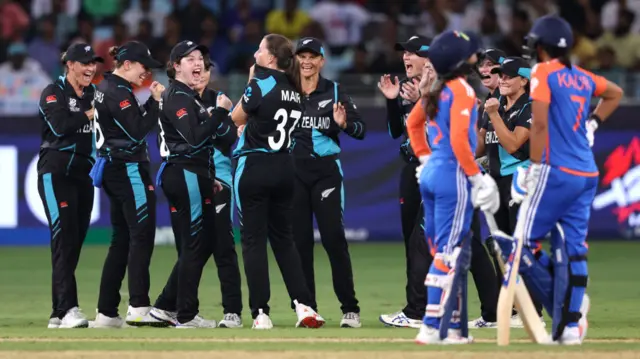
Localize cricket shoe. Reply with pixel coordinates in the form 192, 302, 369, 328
149, 307, 178, 327
126, 306, 167, 327
558, 294, 590, 345
90, 313, 132, 328
252, 309, 273, 330
218, 313, 243, 328
468, 316, 496, 328
59, 307, 89, 328
294, 300, 325, 328
340, 312, 361, 328
47, 317, 61, 329
379, 311, 421, 328
175, 315, 217, 329
415, 325, 473, 345
510, 313, 546, 328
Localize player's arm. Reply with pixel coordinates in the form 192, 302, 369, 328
232, 79, 261, 126
215, 114, 238, 147
529, 65, 550, 163
339, 87, 366, 140
386, 96, 405, 139
589, 73, 624, 123
105, 88, 159, 142
406, 99, 431, 157
167, 94, 227, 147
39, 85, 90, 136
450, 86, 481, 176
476, 128, 487, 157
491, 107, 530, 154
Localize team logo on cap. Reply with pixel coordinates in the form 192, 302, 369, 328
85, 46, 91, 52
303, 39, 312, 45
453, 31, 470, 41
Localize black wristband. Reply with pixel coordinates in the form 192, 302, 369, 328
589, 113, 603, 126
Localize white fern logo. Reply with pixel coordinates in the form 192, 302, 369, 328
321, 187, 335, 201
215, 203, 227, 214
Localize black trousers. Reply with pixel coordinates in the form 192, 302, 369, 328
292, 156, 359, 314
399, 162, 433, 320
469, 208, 502, 322
236, 153, 312, 319
38, 172, 93, 319
96, 162, 156, 317
154, 164, 216, 323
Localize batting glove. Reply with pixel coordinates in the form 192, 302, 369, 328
469, 173, 500, 214
415, 155, 430, 184
586, 113, 601, 148
510, 166, 528, 204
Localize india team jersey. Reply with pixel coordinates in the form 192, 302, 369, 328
530, 59, 607, 176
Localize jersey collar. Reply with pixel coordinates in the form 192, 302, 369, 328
55, 75, 90, 98
171, 78, 199, 97
104, 72, 132, 90
254, 64, 288, 82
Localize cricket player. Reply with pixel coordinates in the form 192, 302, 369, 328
150, 40, 232, 328
230, 34, 324, 329
511, 15, 623, 344
377, 35, 435, 329
291, 37, 365, 328
38, 43, 102, 329
89, 41, 165, 328
406, 30, 500, 344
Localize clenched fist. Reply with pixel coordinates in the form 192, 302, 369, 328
217, 93, 233, 111
150, 81, 165, 101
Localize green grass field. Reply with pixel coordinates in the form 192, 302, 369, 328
0, 241, 639, 358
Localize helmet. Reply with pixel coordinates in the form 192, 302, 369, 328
419, 30, 481, 76
523, 15, 573, 60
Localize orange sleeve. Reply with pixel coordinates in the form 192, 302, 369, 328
530, 63, 551, 104
589, 72, 608, 97
406, 99, 432, 157
449, 80, 481, 177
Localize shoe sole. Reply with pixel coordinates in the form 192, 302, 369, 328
59, 322, 89, 329
340, 321, 362, 328
126, 320, 171, 328
379, 316, 421, 329
298, 316, 324, 328
218, 323, 243, 328
149, 312, 177, 327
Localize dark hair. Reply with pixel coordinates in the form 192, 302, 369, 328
539, 44, 572, 69
166, 60, 176, 79
425, 67, 472, 119
264, 33, 302, 94
108, 46, 124, 68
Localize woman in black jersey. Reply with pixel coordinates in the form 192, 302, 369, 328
38, 42, 102, 329
150, 40, 232, 328
230, 33, 324, 329
89, 41, 164, 328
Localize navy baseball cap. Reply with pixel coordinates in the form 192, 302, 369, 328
63, 43, 104, 64
114, 41, 162, 69
395, 35, 431, 54
170, 40, 209, 63
524, 15, 573, 58
490, 57, 531, 79
422, 31, 481, 75
295, 37, 325, 57
479, 48, 507, 65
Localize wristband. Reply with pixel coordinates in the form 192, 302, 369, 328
589, 113, 603, 126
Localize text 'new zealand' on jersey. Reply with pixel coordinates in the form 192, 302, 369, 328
157, 79, 229, 178
292, 77, 365, 158
37, 75, 96, 178
530, 60, 607, 176
387, 77, 421, 163
200, 87, 237, 187
234, 65, 303, 157
93, 73, 160, 163
482, 91, 531, 178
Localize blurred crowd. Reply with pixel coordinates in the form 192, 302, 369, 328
1, 0, 640, 115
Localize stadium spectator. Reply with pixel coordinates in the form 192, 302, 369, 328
28, 15, 62, 79
414, 0, 448, 39
223, 0, 264, 44
47, 0, 78, 46
95, 20, 129, 73
601, 0, 640, 34
309, 0, 370, 53
31, 0, 80, 20
496, 8, 531, 56
0, 41, 50, 116
0, 0, 30, 41
150, 14, 181, 66
368, 18, 405, 74
134, 19, 155, 45
65, 17, 94, 49
199, 14, 231, 74
173, 0, 215, 41
597, 8, 640, 69
228, 19, 264, 71
265, 0, 311, 40
122, 0, 166, 37
570, 22, 598, 68
80, 0, 123, 24
479, 7, 506, 49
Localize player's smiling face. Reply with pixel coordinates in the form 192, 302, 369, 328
403, 51, 426, 79
499, 74, 526, 97
175, 50, 204, 88
297, 51, 324, 78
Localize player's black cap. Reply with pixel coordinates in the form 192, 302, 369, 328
295, 37, 325, 57
395, 35, 431, 53
113, 41, 162, 69
479, 48, 507, 65
63, 43, 104, 64
490, 56, 531, 78
170, 40, 209, 63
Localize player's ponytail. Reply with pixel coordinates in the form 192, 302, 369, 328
541, 44, 572, 69
425, 67, 470, 120
109, 46, 124, 68
265, 33, 303, 94
60, 51, 69, 73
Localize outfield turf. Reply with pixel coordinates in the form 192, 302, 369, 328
0, 241, 639, 358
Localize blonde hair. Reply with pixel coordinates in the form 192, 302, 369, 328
60, 52, 68, 73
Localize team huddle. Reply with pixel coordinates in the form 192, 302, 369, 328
35, 14, 622, 345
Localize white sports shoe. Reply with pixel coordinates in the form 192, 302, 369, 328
252, 309, 273, 330
125, 306, 165, 327
90, 313, 128, 328
340, 312, 361, 328
294, 300, 325, 328
559, 294, 590, 345
47, 317, 61, 329
218, 313, 243, 328
175, 315, 217, 329
468, 316, 497, 328
59, 307, 88, 328
149, 307, 178, 327
379, 311, 421, 328
415, 324, 473, 345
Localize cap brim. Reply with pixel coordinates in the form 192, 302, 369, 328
139, 56, 163, 69
295, 46, 323, 56
77, 55, 104, 64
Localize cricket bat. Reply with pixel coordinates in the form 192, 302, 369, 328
483, 211, 549, 345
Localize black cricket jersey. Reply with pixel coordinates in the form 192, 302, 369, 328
478, 87, 501, 130
37, 75, 96, 177
158, 79, 229, 178
94, 73, 160, 163
386, 77, 420, 163
292, 76, 365, 158
233, 65, 303, 157
482, 91, 531, 178
201, 88, 237, 187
